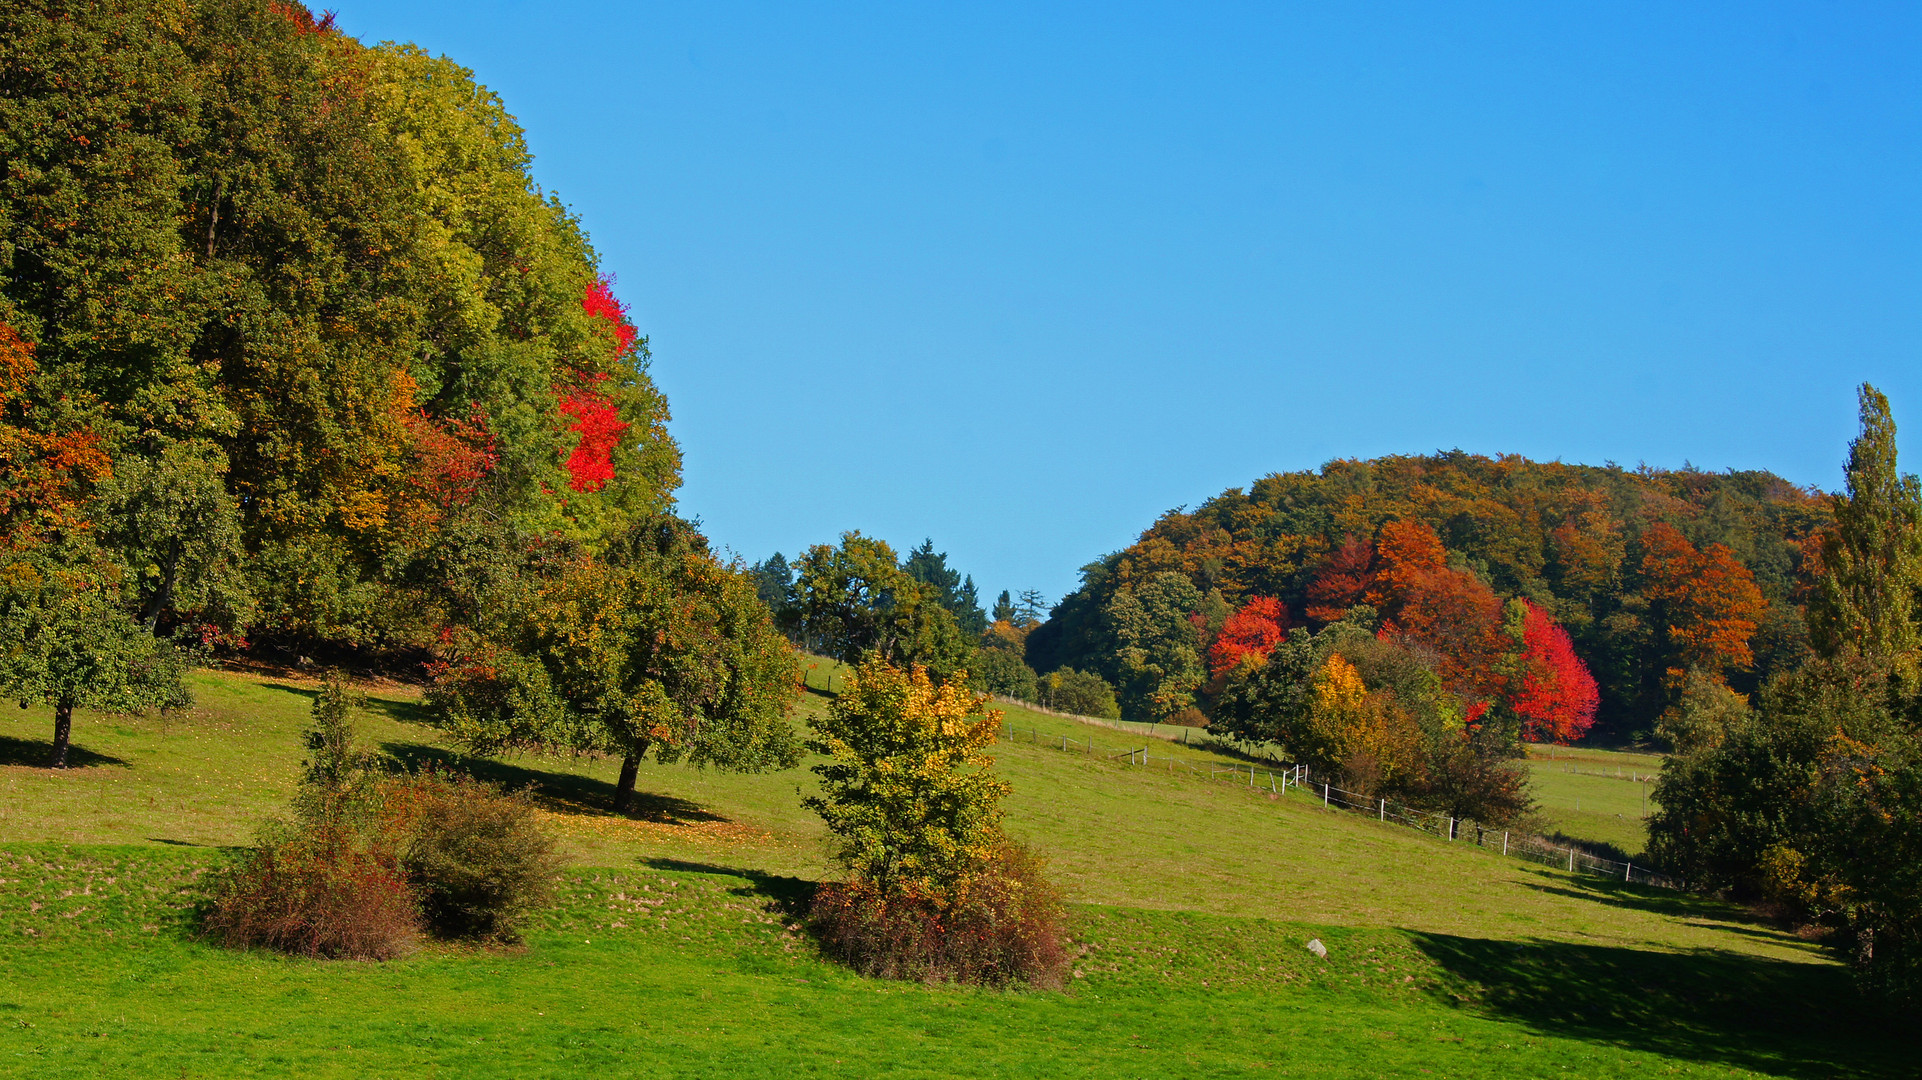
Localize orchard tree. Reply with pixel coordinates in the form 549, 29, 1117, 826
425, 516, 800, 811
0, 572, 189, 767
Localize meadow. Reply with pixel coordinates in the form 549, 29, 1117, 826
0, 668, 1908, 1078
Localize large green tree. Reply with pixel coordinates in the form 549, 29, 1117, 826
425, 517, 800, 810
787, 532, 971, 679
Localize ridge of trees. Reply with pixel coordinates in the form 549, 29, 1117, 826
1028, 451, 1825, 743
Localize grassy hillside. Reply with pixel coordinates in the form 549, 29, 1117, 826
0, 669, 1908, 1077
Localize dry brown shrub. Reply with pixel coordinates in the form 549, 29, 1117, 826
811, 840, 1069, 988
202, 825, 419, 960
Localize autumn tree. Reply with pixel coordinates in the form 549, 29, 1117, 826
1509, 601, 1600, 744
1639, 522, 1766, 688
805, 660, 1009, 895
1304, 535, 1374, 623
1208, 596, 1290, 678
1806, 383, 1922, 665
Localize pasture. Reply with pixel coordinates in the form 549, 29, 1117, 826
0, 670, 1906, 1078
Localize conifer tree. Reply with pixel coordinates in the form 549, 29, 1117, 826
1808, 384, 1922, 663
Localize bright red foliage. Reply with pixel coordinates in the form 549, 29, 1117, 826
1509, 601, 1599, 744
559, 390, 628, 493
1208, 596, 1291, 677
581, 276, 639, 359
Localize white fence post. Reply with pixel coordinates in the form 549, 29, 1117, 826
1323, 783, 1329, 808
1567, 847, 1575, 872
1379, 797, 1385, 821
1503, 831, 1509, 856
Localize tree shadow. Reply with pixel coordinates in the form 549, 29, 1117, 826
0, 736, 129, 769
641, 857, 816, 919
1519, 875, 1787, 933
1411, 932, 1912, 1078
379, 742, 728, 825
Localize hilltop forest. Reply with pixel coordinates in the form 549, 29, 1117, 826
1028, 454, 1829, 744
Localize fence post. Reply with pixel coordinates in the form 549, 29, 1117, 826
1448, 817, 1455, 841
1625, 862, 1632, 882
1503, 831, 1509, 856
1567, 847, 1575, 872
1379, 797, 1385, 821
1323, 782, 1329, 808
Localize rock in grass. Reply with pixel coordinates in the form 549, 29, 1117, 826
1305, 938, 1327, 959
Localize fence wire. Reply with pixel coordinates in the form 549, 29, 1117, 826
999, 721, 1679, 890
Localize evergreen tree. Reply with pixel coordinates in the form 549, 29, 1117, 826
991, 590, 1017, 625
1808, 384, 1922, 663
751, 552, 795, 614
903, 539, 987, 637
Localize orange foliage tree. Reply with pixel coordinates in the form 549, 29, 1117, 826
0, 325, 108, 551
1638, 522, 1766, 684
1207, 596, 1290, 678
1367, 520, 1507, 702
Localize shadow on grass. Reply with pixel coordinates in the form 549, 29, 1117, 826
378, 742, 728, 826
642, 857, 816, 918
0, 736, 128, 769
1413, 932, 1911, 1079
1518, 873, 1783, 931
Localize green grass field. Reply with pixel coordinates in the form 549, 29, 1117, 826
0, 669, 1908, 1077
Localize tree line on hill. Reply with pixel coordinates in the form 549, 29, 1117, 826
751, 536, 1120, 720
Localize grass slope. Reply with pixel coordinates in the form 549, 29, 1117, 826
0, 670, 1908, 1078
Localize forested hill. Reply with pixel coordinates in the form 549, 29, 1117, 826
1, 0, 677, 650
1027, 452, 1830, 742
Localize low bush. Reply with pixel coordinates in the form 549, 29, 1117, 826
391, 771, 559, 943
811, 840, 1069, 988
202, 825, 418, 960
204, 675, 558, 957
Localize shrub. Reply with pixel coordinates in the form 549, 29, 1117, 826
389, 772, 559, 942
811, 840, 1068, 988
804, 660, 1068, 987
202, 825, 418, 960
206, 675, 559, 957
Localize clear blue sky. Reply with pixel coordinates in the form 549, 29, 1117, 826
343, 2, 1920, 606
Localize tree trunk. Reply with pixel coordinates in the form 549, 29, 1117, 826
612, 738, 650, 812
49, 701, 73, 769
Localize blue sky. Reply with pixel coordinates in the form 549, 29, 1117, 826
343, 2, 1920, 605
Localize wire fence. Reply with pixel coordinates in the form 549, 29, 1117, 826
999, 721, 1680, 891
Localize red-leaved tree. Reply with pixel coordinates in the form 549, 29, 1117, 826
1509, 601, 1599, 744
1208, 596, 1290, 677
582, 275, 639, 359
1304, 535, 1374, 623
559, 390, 627, 493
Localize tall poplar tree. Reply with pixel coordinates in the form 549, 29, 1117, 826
1808, 384, 1922, 663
